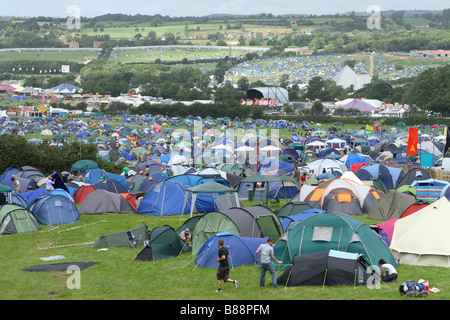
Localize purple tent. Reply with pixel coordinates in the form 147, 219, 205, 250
341, 99, 379, 113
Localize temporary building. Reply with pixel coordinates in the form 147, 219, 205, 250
274, 212, 397, 268
190, 205, 283, 254
195, 232, 267, 268
94, 179, 129, 194
395, 168, 431, 189
133, 225, 188, 262
354, 164, 405, 189
341, 99, 379, 113
181, 181, 239, 218
368, 191, 416, 221
0, 204, 41, 234
390, 197, 450, 267
27, 194, 80, 226
277, 249, 371, 287
79, 189, 135, 214
91, 223, 149, 248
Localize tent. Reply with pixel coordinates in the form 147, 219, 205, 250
279, 209, 324, 232
395, 168, 431, 189
274, 212, 397, 268
341, 98, 379, 113
70, 160, 98, 174
181, 180, 239, 218
0, 204, 41, 234
303, 159, 347, 176
27, 194, 80, 226
190, 206, 282, 254
390, 197, 450, 267
73, 185, 96, 203
411, 178, 449, 203
354, 164, 405, 190
91, 223, 149, 248
79, 189, 135, 214
275, 200, 313, 218
133, 225, 188, 262
136, 182, 193, 216
237, 172, 286, 205
195, 232, 267, 268
93, 179, 129, 194
400, 201, 430, 218
302, 176, 384, 215
368, 191, 416, 221
277, 249, 371, 287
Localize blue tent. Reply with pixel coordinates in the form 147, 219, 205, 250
354, 164, 405, 189
195, 232, 267, 268
268, 182, 299, 199
27, 194, 80, 226
344, 153, 369, 169
136, 182, 193, 216
84, 169, 129, 190
279, 209, 324, 231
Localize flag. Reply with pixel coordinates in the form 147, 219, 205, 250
444, 126, 450, 156
365, 124, 374, 135
291, 133, 300, 142
153, 123, 161, 133
375, 125, 382, 132
406, 127, 419, 156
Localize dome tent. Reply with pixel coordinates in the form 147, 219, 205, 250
195, 232, 267, 268
0, 204, 40, 234
27, 194, 80, 226
79, 189, 135, 214
190, 205, 283, 255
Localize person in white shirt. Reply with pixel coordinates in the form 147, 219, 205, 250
45, 176, 55, 191
255, 238, 283, 288
379, 259, 398, 282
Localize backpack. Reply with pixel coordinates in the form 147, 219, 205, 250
399, 280, 428, 297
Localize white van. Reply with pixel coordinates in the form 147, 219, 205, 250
441, 158, 450, 172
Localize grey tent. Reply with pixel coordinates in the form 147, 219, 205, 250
368, 191, 416, 221
237, 173, 286, 205
79, 189, 135, 214
91, 223, 149, 248
277, 249, 371, 287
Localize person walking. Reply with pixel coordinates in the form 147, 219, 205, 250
215, 239, 239, 292
255, 238, 283, 288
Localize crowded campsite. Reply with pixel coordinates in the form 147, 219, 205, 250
1, 113, 449, 300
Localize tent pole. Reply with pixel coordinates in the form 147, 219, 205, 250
322, 269, 327, 289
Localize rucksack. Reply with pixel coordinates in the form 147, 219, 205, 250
399, 280, 428, 297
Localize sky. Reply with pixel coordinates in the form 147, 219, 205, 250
2, 0, 447, 18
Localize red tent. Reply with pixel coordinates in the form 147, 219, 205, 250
73, 185, 96, 203
0, 84, 15, 93
400, 201, 430, 219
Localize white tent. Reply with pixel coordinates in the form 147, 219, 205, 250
390, 197, 450, 267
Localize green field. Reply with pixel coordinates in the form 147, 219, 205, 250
0, 50, 100, 62
2, 201, 449, 301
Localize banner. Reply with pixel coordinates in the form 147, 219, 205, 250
406, 127, 419, 156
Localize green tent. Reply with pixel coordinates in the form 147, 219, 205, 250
190, 205, 283, 254
90, 223, 150, 248
274, 212, 398, 269
70, 159, 99, 174
275, 200, 313, 217
133, 225, 188, 262
368, 191, 416, 221
0, 204, 41, 235
238, 173, 286, 205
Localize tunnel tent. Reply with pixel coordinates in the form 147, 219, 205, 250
274, 211, 397, 269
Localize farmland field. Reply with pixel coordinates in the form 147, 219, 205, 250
0, 49, 101, 62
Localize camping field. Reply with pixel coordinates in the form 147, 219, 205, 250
1, 200, 450, 301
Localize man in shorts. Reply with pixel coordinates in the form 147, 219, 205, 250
216, 239, 239, 292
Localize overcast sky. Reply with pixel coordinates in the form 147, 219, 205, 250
3, 0, 448, 18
